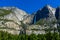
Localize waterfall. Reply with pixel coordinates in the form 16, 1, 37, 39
34, 15, 36, 24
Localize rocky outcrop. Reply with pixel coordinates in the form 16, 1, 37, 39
55, 7, 60, 20
32, 5, 56, 24
0, 5, 60, 35
0, 7, 29, 34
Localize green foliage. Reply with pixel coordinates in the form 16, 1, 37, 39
36, 18, 57, 26
37, 34, 44, 40
36, 19, 46, 25
0, 9, 12, 16
28, 34, 38, 40
0, 31, 59, 40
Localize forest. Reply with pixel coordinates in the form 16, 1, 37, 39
0, 31, 59, 40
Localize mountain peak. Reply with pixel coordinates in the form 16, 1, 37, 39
45, 5, 51, 8
44, 5, 54, 10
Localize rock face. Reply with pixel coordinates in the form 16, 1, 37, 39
55, 7, 60, 25
0, 7, 29, 34
55, 7, 60, 20
0, 5, 60, 35
23, 14, 34, 24
32, 5, 56, 24
55, 7, 60, 33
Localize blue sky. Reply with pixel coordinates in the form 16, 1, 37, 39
0, 0, 60, 14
